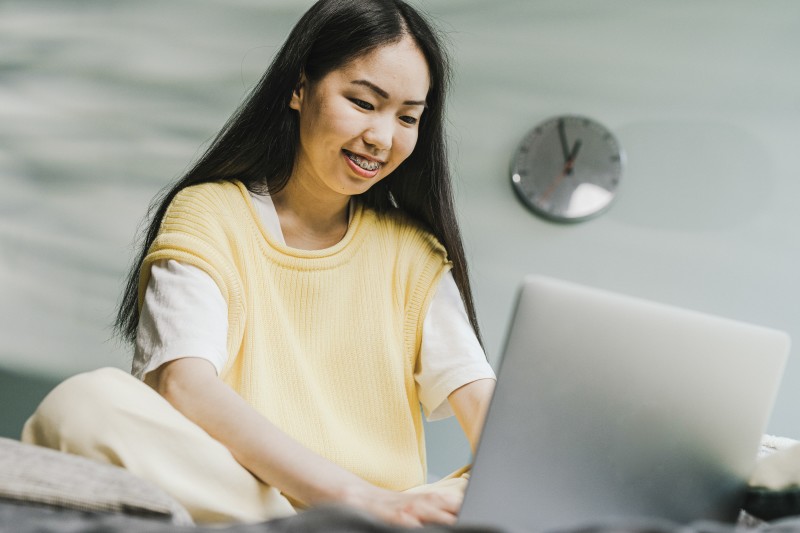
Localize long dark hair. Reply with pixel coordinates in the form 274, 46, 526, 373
115, 0, 482, 348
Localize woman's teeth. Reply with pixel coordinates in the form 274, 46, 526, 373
345, 151, 381, 171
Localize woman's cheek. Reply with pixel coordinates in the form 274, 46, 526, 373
397, 130, 418, 161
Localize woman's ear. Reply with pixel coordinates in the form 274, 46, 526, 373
289, 73, 307, 112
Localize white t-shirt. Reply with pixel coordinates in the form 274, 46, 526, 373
134, 191, 495, 421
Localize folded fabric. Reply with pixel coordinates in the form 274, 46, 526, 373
0, 437, 192, 525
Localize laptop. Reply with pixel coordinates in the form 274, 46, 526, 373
458, 275, 790, 533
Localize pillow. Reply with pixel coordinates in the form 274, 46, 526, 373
0, 437, 192, 525
744, 435, 800, 521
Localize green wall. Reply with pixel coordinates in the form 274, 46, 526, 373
0, 367, 59, 439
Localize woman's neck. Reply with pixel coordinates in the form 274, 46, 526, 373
271, 178, 351, 250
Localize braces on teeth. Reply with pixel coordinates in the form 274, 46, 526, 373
346, 152, 381, 171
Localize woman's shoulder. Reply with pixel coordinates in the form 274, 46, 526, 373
367, 205, 427, 237
366, 205, 449, 261
160, 180, 252, 238
171, 179, 246, 209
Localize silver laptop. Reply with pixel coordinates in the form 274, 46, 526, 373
459, 275, 790, 533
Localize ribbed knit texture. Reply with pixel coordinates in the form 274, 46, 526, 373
138, 180, 451, 491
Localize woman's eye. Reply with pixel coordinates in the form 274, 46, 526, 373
349, 98, 374, 110
400, 116, 418, 125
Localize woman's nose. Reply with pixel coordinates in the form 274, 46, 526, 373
362, 117, 393, 151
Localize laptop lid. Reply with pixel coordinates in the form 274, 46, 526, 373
459, 275, 790, 533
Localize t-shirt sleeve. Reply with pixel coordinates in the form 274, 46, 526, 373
415, 271, 496, 421
132, 259, 229, 380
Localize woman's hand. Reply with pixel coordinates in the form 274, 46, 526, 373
339, 483, 462, 527
145, 357, 462, 526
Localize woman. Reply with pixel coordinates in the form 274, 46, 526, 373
23, 0, 495, 527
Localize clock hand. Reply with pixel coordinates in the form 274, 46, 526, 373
558, 119, 571, 163
566, 139, 582, 175
568, 139, 582, 160
541, 139, 582, 203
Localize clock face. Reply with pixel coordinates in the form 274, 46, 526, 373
511, 115, 624, 223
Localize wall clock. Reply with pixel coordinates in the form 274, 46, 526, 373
511, 115, 624, 223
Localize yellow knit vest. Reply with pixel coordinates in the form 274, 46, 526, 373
139, 180, 451, 490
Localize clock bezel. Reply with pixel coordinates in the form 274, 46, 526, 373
510, 115, 624, 224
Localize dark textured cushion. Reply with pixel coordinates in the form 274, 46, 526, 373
0, 437, 192, 525
743, 487, 800, 522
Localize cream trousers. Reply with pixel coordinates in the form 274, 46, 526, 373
21, 367, 468, 525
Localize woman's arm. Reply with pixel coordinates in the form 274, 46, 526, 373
146, 357, 460, 526
448, 378, 496, 454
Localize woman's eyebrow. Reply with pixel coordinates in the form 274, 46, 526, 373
351, 79, 426, 107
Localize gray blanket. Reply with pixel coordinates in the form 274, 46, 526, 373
6, 501, 800, 533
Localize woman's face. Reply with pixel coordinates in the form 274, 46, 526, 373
289, 36, 430, 199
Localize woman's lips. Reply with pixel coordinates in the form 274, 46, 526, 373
342, 149, 382, 178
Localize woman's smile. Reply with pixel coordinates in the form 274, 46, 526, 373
342, 149, 383, 177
